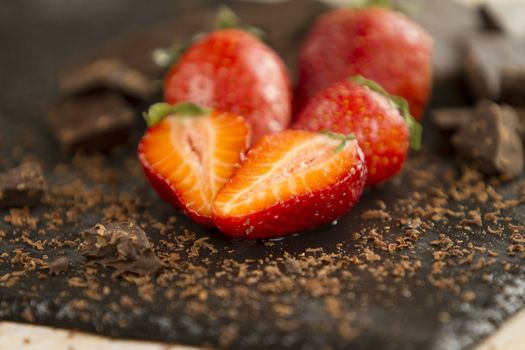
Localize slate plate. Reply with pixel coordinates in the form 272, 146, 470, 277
1, 1, 525, 350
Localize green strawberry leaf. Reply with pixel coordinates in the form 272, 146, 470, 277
215, 4, 241, 29
152, 5, 265, 70
144, 102, 210, 127
320, 130, 357, 153
350, 75, 422, 151
152, 41, 191, 69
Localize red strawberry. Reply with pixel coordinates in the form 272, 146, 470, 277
164, 28, 292, 142
138, 102, 251, 226
293, 76, 422, 187
294, 6, 433, 120
212, 130, 367, 239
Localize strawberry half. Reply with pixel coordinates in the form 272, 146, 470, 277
212, 130, 367, 239
294, 76, 422, 187
138, 102, 251, 226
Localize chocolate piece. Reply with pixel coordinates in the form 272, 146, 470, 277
501, 65, 525, 107
79, 221, 164, 278
48, 257, 70, 275
47, 92, 134, 151
431, 107, 475, 132
482, 0, 525, 38
0, 162, 45, 208
58, 58, 157, 101
464, 33, 525, 100
452, 101, 523, 178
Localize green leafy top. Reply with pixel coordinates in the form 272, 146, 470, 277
320, 130, 357, 153
351, 75, 422, 151
144, 102, 210, 127
152, 5, 264, 69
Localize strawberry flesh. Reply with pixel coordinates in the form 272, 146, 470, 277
213, 130, 367, 239
138, 108, 250, 226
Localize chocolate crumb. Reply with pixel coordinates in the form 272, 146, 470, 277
48, 257, 70, 275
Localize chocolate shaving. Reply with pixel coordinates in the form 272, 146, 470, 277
79, 221, 164, 279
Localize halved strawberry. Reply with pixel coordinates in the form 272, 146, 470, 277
212, 130, 367, 239
138, 102, 251, 226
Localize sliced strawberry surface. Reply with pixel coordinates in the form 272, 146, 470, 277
138, 103, 251, 226
213, 130, 367, 239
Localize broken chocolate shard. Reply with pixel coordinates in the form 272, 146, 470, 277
464, 33, 525, 100
501, 65, 525, 107
0, 162, 45, 208
58, 58, 157, 101
431, 108, 475, 133
452, 100, 524, 178
48, 257, 70, 275
482, 0, 525, 38
47, 92, 134, 152
79, 221, 164, 279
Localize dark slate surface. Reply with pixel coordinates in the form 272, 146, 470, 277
1, 1, 525, 350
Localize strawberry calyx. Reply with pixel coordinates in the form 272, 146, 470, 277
152, 6, 263, 69
215, 5, 265, 39
144, 102, 210, 127
350, 75, 422, 151
320, 130, 357, 153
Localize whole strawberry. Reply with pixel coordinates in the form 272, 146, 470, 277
164, 28, 292, 142
294, 6, 432, 120
294, 76, 422, 187
213, 130, 367, 239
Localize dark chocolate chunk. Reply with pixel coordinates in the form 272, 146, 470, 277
0, 162, 45, 208
58, 58, 157, 101
79, 221, 164, 279
47, 92, 134, 152
464, 33, 525, 100
482, 0, 525, 38
501, 65, 525, 107
452, 100, 523, 178
48, 257, 70, 275
431, 107, 475, 132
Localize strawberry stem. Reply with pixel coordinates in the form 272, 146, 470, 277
215, 5, 241, 29
144, 102, 210, 127
320, 130, 357, 153
350, 75, 422, 151
214, 4, 265, 39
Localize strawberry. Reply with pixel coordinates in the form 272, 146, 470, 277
138, 102, 251, 226
164, 28, 292, 142
294, 6, 432, 120
293, 76, 422, 187
212, 130, 367, 239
